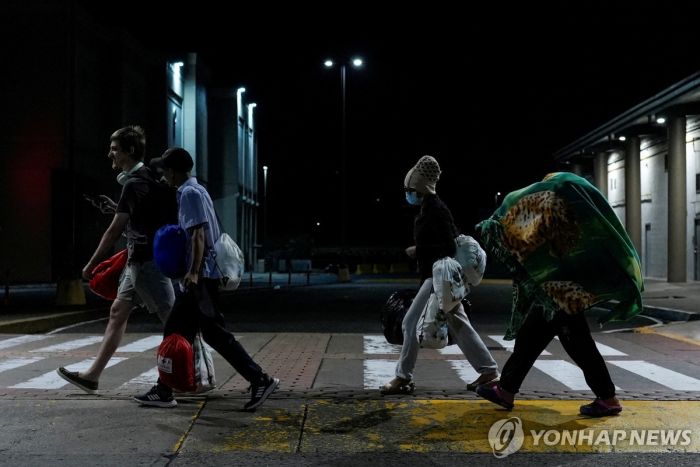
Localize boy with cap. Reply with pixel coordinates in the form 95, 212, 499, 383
134, 147, 279, 410
381, 155, 499, 394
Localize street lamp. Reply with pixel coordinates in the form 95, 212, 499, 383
494, 191, 502, 208
323, 56, 364, 248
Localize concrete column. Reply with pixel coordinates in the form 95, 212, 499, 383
668, 115, 687, 282
593, 152, 608, 198
184, 53, 199, 175
625, 136, 642, 257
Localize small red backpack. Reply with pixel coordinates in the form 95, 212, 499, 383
89, 249, 128, 300
156, 334, 196, 392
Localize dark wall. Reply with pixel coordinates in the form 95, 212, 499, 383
2, 2, 167, 283
2, 2, 69, 282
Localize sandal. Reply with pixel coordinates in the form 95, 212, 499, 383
466, 371, 500, 391
476, 383, 514, 410
580, 398, 622, 417
380, 377, 415, 395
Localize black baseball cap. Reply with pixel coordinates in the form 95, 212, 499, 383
151, 147, 194, 172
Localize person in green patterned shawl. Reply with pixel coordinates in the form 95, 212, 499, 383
475, 172, 643, 417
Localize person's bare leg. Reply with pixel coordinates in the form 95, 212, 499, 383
80, 299, 133, 382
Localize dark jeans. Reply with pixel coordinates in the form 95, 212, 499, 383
500, 306, 616, 400
158, 278, 263, 393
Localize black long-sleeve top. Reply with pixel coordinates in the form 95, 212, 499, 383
414, 194, 459, 281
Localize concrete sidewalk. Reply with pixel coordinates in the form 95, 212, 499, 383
635, 279, 700, 346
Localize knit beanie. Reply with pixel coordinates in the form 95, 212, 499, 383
404, 155, 441, 194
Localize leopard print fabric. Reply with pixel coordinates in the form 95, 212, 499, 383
541, 281, 596, 315
500, 191, 579, 263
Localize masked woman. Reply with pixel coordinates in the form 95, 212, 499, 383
381, 155, 499, 394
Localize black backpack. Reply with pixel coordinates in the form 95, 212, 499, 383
380, 289, 416, 345
380, 288, 466, 345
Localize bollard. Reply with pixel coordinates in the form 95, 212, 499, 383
268, 270, 272, 287
306, 270, 310, 286
288, 269, 292, 285
249, 269, 253, 287
338, 266, 350, 283
3, 268, 9, 306
55, 278, 86, 306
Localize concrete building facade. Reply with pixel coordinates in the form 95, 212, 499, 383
556, 73, 700, 283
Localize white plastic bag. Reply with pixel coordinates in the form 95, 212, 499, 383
193, 333, 216, 393
454, 234, 487, 286
417, 293, 449, 349
432, 257, 467, 312
213, 233, 244, 291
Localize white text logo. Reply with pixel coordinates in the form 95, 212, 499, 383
488, 416, 524, 458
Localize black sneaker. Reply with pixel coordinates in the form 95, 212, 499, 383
243, 374, 279, 411
56, 367, 98, 394
133, 385, 177, 408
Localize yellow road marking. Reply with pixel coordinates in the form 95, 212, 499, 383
215, 400, 700, 453
635, 325, 700, 348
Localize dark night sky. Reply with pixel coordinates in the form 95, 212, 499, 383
81, 1, 700, 248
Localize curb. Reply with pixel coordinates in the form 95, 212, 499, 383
600, 300, 700, 322
0, 307, 108, 334
641, 304, 700, 322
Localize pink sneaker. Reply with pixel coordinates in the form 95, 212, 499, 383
476, 383, 514, 410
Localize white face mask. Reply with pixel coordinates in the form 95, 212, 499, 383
116, 161, 144, 185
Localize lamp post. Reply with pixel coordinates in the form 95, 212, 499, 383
263, 165, 268, 249
494, 191, 501, 208
324, 57, 364, 248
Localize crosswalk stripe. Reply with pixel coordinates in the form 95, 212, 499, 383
0, 335, 52, 351
488, 335, 552, 355
119, 367, 159, 389
438, 345, 463, 355
2, 334, 699, 393
31, 336, 104, 353
0, 357, 44, 373
363, 359, 396, 389
10, 357, 126, 389
447, 360, 480, 384
609, 360, 700, 391
533, 359, 594, 390
594, 343, 627, 356
118, 335, 162, 353
532, 360, 622, 391
363, 336, 401, 355
553, 336, 627, 356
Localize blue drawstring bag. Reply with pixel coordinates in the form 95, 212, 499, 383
153, 224, 187, 278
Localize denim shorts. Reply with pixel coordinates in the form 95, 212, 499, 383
117, 260, 175, 323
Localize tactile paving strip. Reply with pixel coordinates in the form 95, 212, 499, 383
3, 388, 699, 402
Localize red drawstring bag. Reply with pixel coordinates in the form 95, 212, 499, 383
88, 249, 128, 300
156, 333, 196, 392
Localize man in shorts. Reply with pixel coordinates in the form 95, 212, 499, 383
57, 125, 177, 393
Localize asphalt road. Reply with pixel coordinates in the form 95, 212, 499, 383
59, 280, 657, 335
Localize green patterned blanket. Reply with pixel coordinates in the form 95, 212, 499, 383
476, 172, 644, 340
